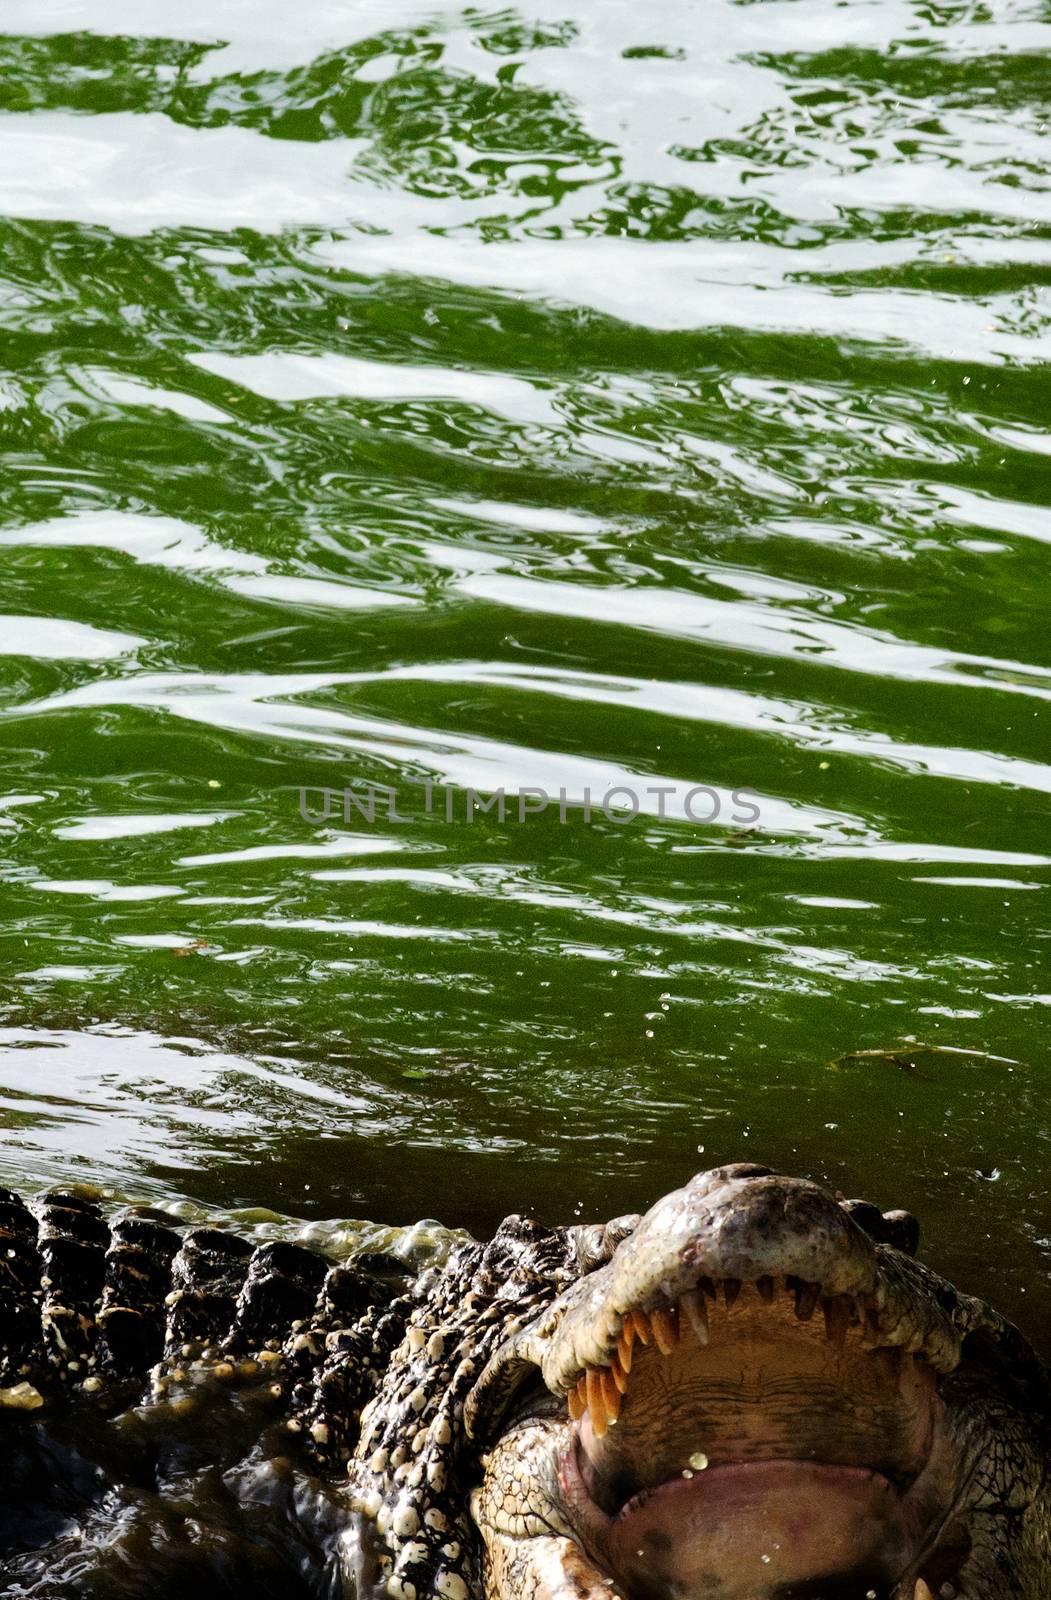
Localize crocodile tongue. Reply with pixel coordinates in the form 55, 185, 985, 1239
599, 1460, 894, 1599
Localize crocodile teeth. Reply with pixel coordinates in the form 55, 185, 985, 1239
822, 1295, 852, 1348
585, 1369, 607, 1435
650, 1305, 679, 1355
792, 1278, 821, 1321
570, 1366, 624, 1433
629, 1309, 652, 1346
680, 1289, 709, 1346
567, 1277, 925, 1437
861, 1304, 883, 1344
601, 1369, 622, 1424
912, 1582, 934, 1600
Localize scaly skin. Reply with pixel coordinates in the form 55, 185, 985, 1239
0, 1168, 1048, 1599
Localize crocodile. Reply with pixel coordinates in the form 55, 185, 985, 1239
0, 1164, 1048, 1598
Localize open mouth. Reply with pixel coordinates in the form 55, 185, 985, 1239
541, 1172, 966, 1599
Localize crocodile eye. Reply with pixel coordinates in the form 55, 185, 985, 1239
707, 1163, 774, 1182
881, 1209, 920, 1257
840, 1199, 921, 1256
840, 1199, 884, 1235
602, 1214, 640, 1256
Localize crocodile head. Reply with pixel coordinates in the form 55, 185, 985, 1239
469, 1164, 1050, 1600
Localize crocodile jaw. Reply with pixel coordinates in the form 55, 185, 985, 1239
555, 1293, 958, 1599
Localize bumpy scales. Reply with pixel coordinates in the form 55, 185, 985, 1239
1, 1168, 1049, 1600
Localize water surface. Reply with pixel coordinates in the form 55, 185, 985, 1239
0, 0, 1048, 1351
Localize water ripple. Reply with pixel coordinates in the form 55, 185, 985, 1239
0, 0, 1047, 1345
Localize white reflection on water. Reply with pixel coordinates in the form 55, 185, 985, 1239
54, 812, 233, 841
0, 1025, 366, 1179
317, 236, 1051, 365
450, 568, 1051, 700
0, 616, 144, 660
189, 351, 563, 429
11, 668, 860, 840
0, 513, 417, 614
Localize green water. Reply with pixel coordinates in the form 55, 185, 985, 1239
0, 0, 1048, 1351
